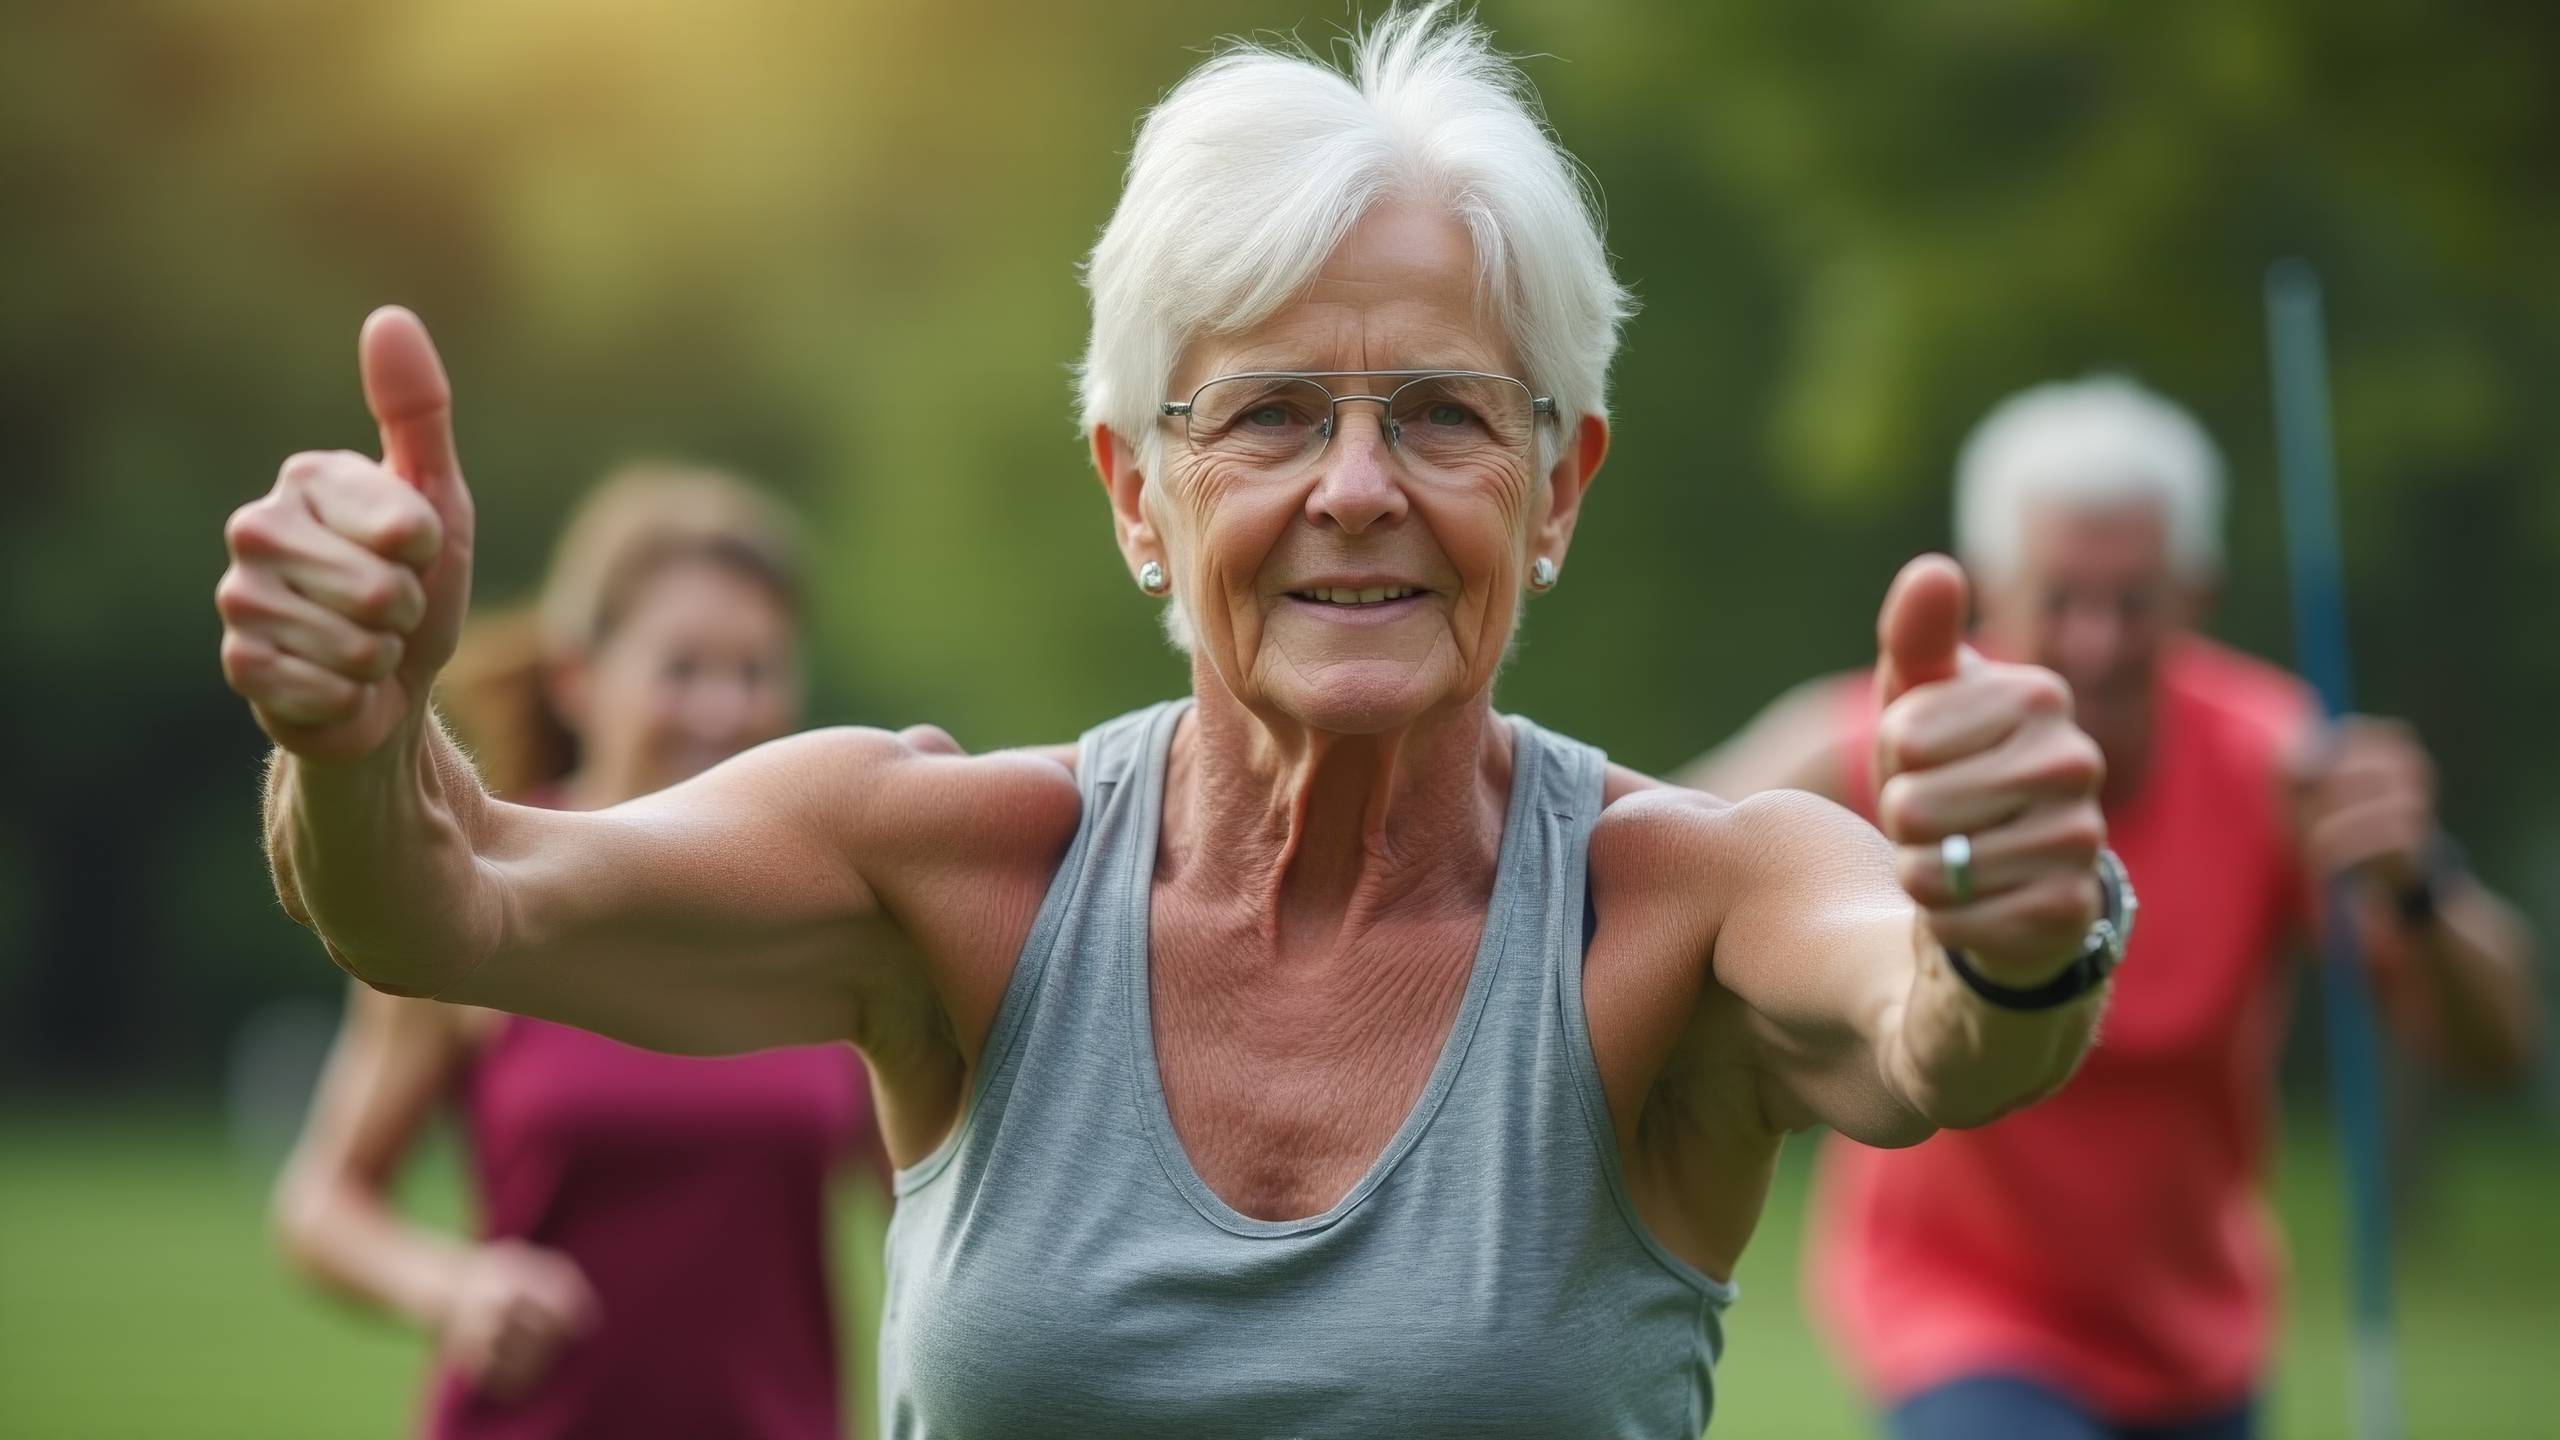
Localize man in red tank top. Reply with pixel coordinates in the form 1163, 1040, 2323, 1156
1684, 376, 2540, 1438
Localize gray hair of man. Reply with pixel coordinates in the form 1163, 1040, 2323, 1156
1075, 4, 1631, 651
1954, 374, 2227, 585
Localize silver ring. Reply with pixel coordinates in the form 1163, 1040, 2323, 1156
1941, 833, 1974, 904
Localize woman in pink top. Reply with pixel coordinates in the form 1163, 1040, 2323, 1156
1689, 377, 2538, 1438
273, 467, 881, 1439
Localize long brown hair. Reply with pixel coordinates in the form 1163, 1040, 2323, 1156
436, 463, 805, 798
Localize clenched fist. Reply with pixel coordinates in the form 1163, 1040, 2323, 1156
435, 1240, 599, 1401
217, 308, 474, 762
1870, 555, 2108, 985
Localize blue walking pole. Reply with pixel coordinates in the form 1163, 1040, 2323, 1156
2264, 258, 2402, 1440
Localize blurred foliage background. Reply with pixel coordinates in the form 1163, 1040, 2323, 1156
1, 1, 2552, 1435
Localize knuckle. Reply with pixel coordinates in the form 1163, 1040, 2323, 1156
346, 571, 407, 626
2009, 665, 2072, 715
212, 568, 259, 620
390, 499, 445, 553
2054, 808, 2105, 863
2036, 728, 2104, 789
354, 630, 404, 678
1874, 709, 1918, 774
219, 632, 267, 685
2022, 887, 2082, 933
342, 629, 389, 675
277, 451, 331, 488
223, 501, 280, 556
1875, 776, 1918, 839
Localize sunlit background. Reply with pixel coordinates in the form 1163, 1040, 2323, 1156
3, 2, 2554, 1436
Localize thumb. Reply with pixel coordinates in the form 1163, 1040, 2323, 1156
1875, 553, 1972, 705
359, 306, 460, 488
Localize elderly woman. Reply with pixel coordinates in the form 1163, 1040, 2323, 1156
216, 10, 2126, 1437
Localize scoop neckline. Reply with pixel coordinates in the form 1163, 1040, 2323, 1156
1121, 701, 1539, 1239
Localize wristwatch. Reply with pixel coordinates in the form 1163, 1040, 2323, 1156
2393, 834, 2469, 930
1946, 849, 2137, 1012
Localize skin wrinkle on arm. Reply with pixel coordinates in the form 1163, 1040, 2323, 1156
1614, 786, 2103, 1157
1714, 791, 2101, 1146
266, 706, 502, 1000
261, 713, 1065, 1059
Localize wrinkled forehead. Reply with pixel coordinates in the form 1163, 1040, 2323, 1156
1170, 202, 1517, 395
2011, 497, 2176, 586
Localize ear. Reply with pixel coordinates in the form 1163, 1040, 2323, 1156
1091, 423, 1166, 586
1531, 412, 1609, 576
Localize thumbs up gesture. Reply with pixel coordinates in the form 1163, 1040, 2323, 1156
1872, 555, 2108, 983
217, 309, 475, 762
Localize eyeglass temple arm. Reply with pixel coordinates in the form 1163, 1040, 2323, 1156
1163, 396, 1556, 419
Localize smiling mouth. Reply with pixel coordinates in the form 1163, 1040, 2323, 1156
1287, 585, 1425, 606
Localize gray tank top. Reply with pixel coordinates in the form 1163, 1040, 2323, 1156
881, 701, 1734, 1438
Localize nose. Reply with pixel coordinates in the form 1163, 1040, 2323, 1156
1304, 401, 1409, 535
2053, 599, 2126, 681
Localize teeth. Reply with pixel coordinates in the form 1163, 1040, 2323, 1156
1300, 585, 1416, 605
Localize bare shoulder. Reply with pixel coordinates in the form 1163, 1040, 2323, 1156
1592, 766, 1879, 906
766, 728, 1087, 1066
1590, 775, 1724, 910
740, 725, 1084, 867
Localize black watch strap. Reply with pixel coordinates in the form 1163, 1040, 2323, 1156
1947, 942, 2111, 1011
2393, 834, 2469, 930
1944, 850, 2133, 1012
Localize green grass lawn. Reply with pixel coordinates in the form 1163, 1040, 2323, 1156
1, 1105, 2551, 1437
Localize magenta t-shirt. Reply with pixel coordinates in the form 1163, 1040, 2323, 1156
425, 1013, 874, 1439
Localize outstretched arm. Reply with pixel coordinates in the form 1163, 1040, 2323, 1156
226, 309, 1078, 1058
1706, 556, 2111, 1144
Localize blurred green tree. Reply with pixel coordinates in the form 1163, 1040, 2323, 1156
2, 0, 2550, 1084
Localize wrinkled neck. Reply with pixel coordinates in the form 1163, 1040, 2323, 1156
1166, 668, 1512, 951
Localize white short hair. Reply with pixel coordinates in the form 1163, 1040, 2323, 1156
1954, 375, 2225, 582
1077, 3, 1629, 459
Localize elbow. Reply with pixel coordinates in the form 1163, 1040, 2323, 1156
268, 1166, 331, 1284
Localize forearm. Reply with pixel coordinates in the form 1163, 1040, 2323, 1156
272, 1169, 467, 1331
1883, 917, 2104, 1130
2378, 882, 2541, 1085
265, 706, 500, 996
